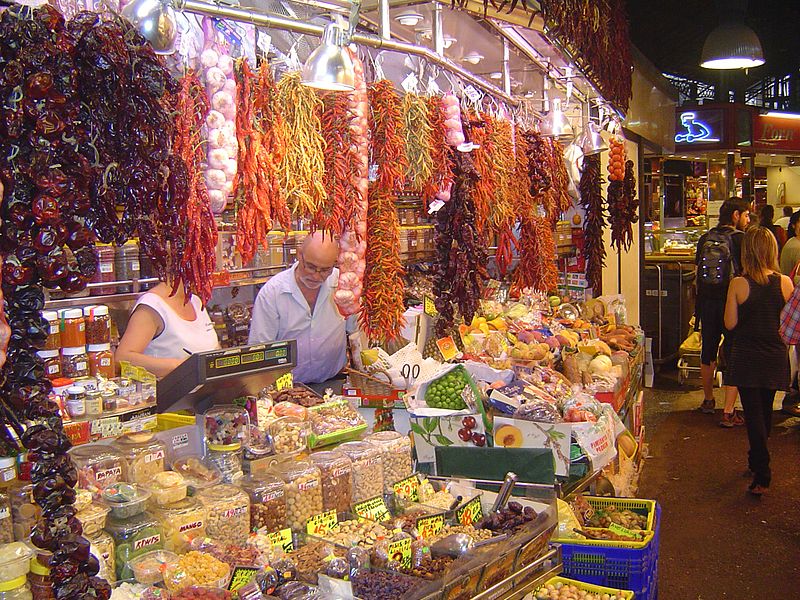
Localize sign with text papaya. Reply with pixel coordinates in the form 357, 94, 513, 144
754, 113, 800, 152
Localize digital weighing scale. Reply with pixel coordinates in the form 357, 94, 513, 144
156, 340, 297, 412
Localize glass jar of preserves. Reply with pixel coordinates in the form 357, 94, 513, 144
196, 484, 250, 545
35, 350, 60, 381
0, 491, 15, 544
84, 391, 102, 416
59, 309, 85, 347
9, 472, 38, 543
84, 305, 111, 345
0, 459, 15, 490
115, 241, 140, 293
27, 558, 52, 600
241, 473, 287, 534
87, 344, 114, 379
104, 511, 163, 580
337, 441, 384, 503
272, 459, 323, 531
60, 347, 89, 380
90, 243, 116, 296
64, 385, 86, 418
365, 431, 413, 492
309, 451, 352, 513
150, 496, 208, 553
70, 445, 127, 499
113, 433, 167, 485
86, 530, 115, 584
41, 311, 60, 351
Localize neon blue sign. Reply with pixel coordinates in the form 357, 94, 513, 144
675, 112, 720, 143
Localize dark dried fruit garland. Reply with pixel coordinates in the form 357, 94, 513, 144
578, 154, 606, 292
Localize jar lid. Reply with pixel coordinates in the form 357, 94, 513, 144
29, 557, 50, 577
309, 450, 350, 468
62, 346, 87, 356
123, 240, 139, 247
0, 575, 27, 592
62, 308, 84, 320
50, 378, 74, 387
36, 349, 59, 359
207, 442, 242, 452
66, 386, 86, 396
96, 242, 113, 247
87, 344, 112, 352
85, 305, 109, 317
0, 456, 16, 469
41, 310, 58, 321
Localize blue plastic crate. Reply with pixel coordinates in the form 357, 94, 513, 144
559, 503, 661, 598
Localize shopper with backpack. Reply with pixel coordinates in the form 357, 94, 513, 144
695, 198, 750, 421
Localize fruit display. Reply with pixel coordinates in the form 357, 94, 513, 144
423, 367, 474, 410
477, 501, 537, 533
586, 506, 647, 530
534, 579, 628, 600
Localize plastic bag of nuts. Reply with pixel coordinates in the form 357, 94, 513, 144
196, 483, 251, 545
365, 431, 413, 493
309, 451, 352, 513
240, 473, 288, 534
337, 441, 384, 503
272, 459, 323, 531
270, 416, 310, 456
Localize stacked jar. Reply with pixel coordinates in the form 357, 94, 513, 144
86, 530, 115, 584
90, 243, 116, 296
365, 431, 413, 492
337, 441, 385, 503
0, 458, 17, 544
115, 241, 140, 293
272, 459, 323, 531
70, 445, 127, 499
241, 473, 288, 534
59, 309, 87, 380
27, 558, 52, 600
36, 311, 61, 381
150, 496, 208, 553
0, 543, 33, 600
85, 306, 114, 379
203, 406, 250, 483
309, 451, 352, 513
196, 484, 250, 545
112, 433, 167, 485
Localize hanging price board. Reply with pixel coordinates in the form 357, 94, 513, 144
275, 372, 293, 391
387, 537, 412, 570
392, 474, 421, 502
306, 510, 338, 536
455, 496, 483, 527
415, 513, 445, 539
352, 496, 391, 522
267, 528, 294, 553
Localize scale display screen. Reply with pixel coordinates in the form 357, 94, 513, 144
204, 342, 291, 378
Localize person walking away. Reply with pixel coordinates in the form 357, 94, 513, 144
775, 205, 793, 230
779, 211, 800, 277
694, 198, 750, 422
724, 227, 793, 496
778, 273, 800, 418
760, 204, 787, 252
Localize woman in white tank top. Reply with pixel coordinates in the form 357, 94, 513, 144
116, 281, 219, 378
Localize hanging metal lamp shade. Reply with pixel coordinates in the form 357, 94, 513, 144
540, 99, 574, 141
121, 0, 177, 55
700, 21, 765, 69
578, 121, 608, 155
302, 23, 355, 91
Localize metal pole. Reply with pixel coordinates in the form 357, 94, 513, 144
501, 38, 511, 96
432, 2, 444, 56
177, 0, 518, 105
377, 0, 390, 40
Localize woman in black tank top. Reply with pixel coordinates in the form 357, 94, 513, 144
724, 227, 794, 496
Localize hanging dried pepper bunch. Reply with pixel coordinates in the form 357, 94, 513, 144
486, 116, 517, 275
433, 148, 489, 336
170, 73, 218, 304
578, 154, 606, 292
360, 80, 407, 344
610, 159, 638, 251
542, 136, 573, 222
402, 92, 435, 196
276, 72, 327, 219
469, 113, 495, 239
422, 96, 454, 206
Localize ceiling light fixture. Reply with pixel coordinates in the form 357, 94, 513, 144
395, 11, 423, 27
302, 22, 355, 91
764, 111, 800, 119
462, 51, 484, 65
489, 71, 503, 80
121, 0, 177, 55
443, 35, 457, 49
540, 99, 574, 141
700, 20, 765, 69
577, 121, 608, 155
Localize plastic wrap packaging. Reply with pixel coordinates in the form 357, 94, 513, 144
513, 401, 563, 423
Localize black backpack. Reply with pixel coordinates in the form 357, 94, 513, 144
697, 228, 735, 287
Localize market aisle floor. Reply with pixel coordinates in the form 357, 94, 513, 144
638, 373, 800, 599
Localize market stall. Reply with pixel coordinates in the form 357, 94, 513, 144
0, 0, 659, 599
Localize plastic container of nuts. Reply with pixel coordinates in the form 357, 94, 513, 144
269, 416, 309, 456
309, 451, 352, 513
76, 503, 111, 536
113, 433, 167, 485
196, 484, 250, 545
240, 473, 288, 534
150, 496, 208, 553
365, 431, 413, 492
272, 459, 323, 531
337, 441, 385, 503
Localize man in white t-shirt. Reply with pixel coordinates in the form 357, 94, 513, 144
775, 205, 793, 230
249, 232, 355, 384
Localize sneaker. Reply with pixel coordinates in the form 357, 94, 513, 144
748, 483, 768, 496
699, 399, 716, 414
719, 412, 735, 428
732, 410, 745, 426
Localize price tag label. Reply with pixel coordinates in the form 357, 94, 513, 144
401, 72, 419, 93
436, 337, 459, 361
227, 566, 260, 591
275, 372, 293, 391
387, 537, 412, 570
423, 296, 438, 317
415, 513, 445, 539
306, 509, 339, 536
455, 495, 483, 527
352, 496, 391, 522
464, 85, 482, 102
393, 474, 421, 502
608, 522, 639, 539
267, 528, 294, 553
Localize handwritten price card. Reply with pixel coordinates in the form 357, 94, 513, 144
415, 513, 445, 539
455, 496, 483, 527
227, 566, 260, 591
387, 537, 412, 570
306, 509, 339, 536
423, 296, 439, 317
275, 372, 294, 391
392, 474, 421, 502
353, 496, 391, 522
267, 528, 294, 553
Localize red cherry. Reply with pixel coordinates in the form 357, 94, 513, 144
462, 416, 477, 430
471, 433, 486, 447
457, 428, 472, 442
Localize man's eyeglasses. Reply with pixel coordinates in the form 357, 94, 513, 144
299, 254, 335, 276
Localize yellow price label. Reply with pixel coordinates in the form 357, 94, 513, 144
392, 474, 420, 502
275, 372, 293, 391
387, 537, 412, 570
455, 495, 483, 527
352, 496, 391, 522
436, 337, 459, 361
415, 513, 445, 539
423, 296, 438, 317
267, 528, 294, 553
306, 509, 339, 536
608, 522, 639, 539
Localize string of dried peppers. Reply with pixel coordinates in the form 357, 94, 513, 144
486, 116, 516, 275
422, 96, 454, 206
360, 81, 407, 343
469, 113, 495, 239
578, 154, 606, 292
607, 137, 637, 251
401, 92, 435, 197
